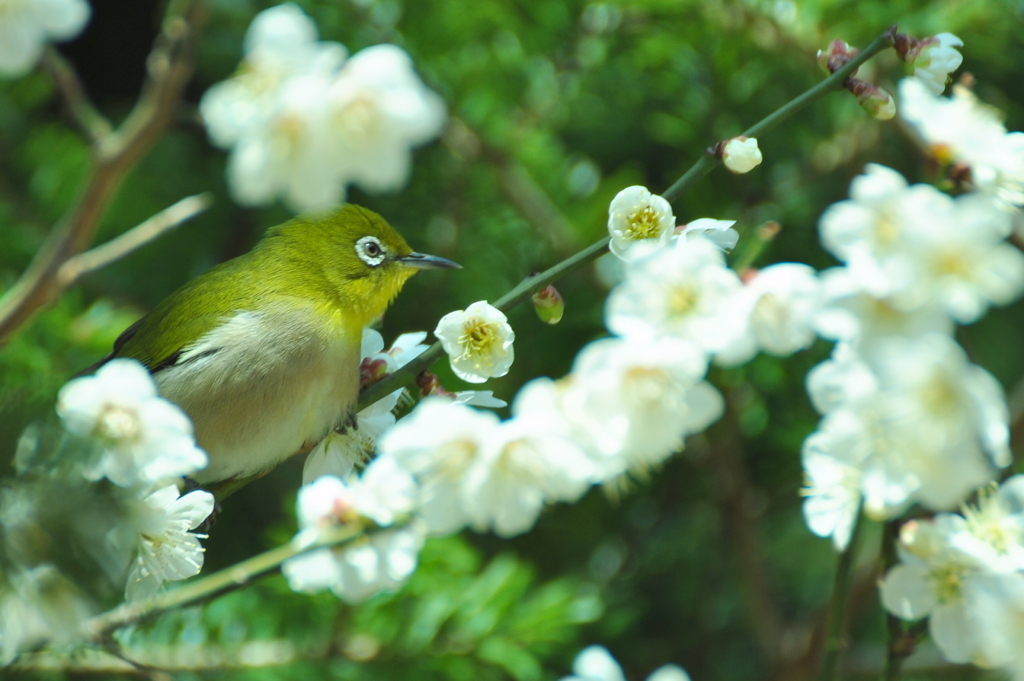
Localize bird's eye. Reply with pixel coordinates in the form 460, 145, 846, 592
355, 236, 387, 267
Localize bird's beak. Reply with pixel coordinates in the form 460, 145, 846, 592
398, 252, 462, 270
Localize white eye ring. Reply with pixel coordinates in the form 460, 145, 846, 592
356, 236, 386, 267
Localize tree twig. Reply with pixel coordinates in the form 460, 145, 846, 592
0, 0, 208, 345
57, 193, 214, 288
40, 47, 113, 146
83, 524, 363, 640
703, 408, 786, 663
357, 27, 896, 411
818, 509, 864, 681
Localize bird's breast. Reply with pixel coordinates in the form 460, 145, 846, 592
154, 305, 361, 484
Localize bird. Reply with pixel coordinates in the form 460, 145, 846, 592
87, 204, 459, 489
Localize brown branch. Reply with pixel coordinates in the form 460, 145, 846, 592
701, 406, 786, 664
0, 0, 208, 345
57, 193, 213, 288
40, 47, 113, 146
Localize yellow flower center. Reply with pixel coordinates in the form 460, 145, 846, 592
626, 205, 664, 240
95, 405, 142, 445
920, 370, 959, 417
873, 214, 900, 245
930, 561, 968, 603
666, 285, 699, 317
934, 250, 970, 277
963, 486, 1021, 554
458, 319, 498, 367
334, 96, 378, 138
496, 439, 544, 482
437, 439, 479, 479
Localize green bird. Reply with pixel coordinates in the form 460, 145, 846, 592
89, 204, 458, 487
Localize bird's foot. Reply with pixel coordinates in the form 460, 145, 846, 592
335, 406, 359, 434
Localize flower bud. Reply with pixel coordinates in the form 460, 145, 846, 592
359, 357, 390, 388
816, 39, 859, 75
416, 370, 453, 398
851, 81, 896, 120
532, 285, 565, 324
721, 137, 763, 174
895, 32, 963, 95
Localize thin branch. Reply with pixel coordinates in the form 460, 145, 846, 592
83, 524, 363, 640
358, 27, 896, 411
57, 193, 214, 288
40, 47, 113, 146
818, 509, 864, 681
703, 409, 786, 663
0, 0, 208, 345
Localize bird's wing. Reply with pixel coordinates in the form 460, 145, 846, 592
85, 258, 259, 376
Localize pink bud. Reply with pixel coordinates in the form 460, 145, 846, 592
359, 357, 390, 388
416, 370, 454, 398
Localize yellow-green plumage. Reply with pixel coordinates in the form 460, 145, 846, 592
97, 204, 457, 486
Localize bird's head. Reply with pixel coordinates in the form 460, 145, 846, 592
263, 204, 460, 326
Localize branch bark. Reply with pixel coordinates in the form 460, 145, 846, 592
57, 193, 214, 288
0, 0, 208, 344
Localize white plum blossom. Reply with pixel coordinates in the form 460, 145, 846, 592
963, 571, 1024, 675
818, 164, 1024, 321
818, 164, 935, 298
460, 400, 597, 537
803, 336, 1009, 521
899, 77, 1024, 208
716, 263, 822, 366
904, 33, 963, 96
378, 398, 500, 535
880, 476, 1024, 673
814, 266, 954, 354
676, 218, 739, 252
435, 301, 515, 383
721, 136, 762, 174
283, 524, 426, 603
607, 186, 676, 260
0, 566, 94, 665
0, 0, 90, 77
57, 359, 208, 487
295, 456, 417, 539
200, 3, 445, 212
801, 426, 863, 550
899, 192, 1024, 323
377, 388, 599, 538
200, 4, 344, 149
283, 457, 421, 602
321, 44, 447, 194
557, 336, 723, 477
880, 516, 997, 665
123, 486, 215, 601
560, 645, 691, 681
606, 237, 745, 354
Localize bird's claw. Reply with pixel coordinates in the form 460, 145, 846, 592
335, 407, 359, 434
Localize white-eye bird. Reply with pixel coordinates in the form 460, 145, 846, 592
88, 204, 458, 487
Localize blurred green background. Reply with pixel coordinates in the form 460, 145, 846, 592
3, 0, 1024, 678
